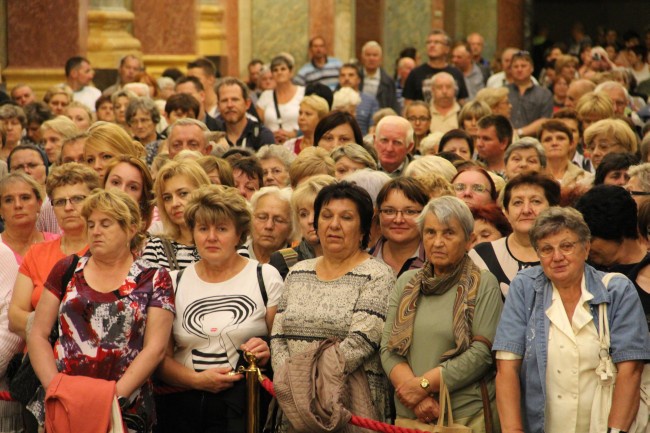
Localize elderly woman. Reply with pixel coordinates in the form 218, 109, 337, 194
9, 163, 98, 341
539, 119, 593, 188
504, 138, 546, 180
157, 185, 283, 433
594, 152, 638, 186
231, 156, 264, 201
112, 89, 138, 130
626, 162, 650, 208
371, 177, 429, 277
575, 92, 615, 131
470, 173, 560, 297
43, 84, 73, 116
584, 118, 638, 169
64, 101, 93, 131
126, 97, 162, 166
470, 204, 513, 248
458, 100, 492, 141
269, 175, 336, 279
494, 206, 650, 433
243, 187, 293, 264
438, 129, 474, 161
288, 146, 336, 188
381, 196, 503, 431
95, 95, 115, 123
331, 143, 377, 180
283, 94, 329, 154
271, 181, 395, 430
314, 111, 364, 152
40, 116, 80, 165
404, 101, 432, 153
451, 166, 497, 209
257, 55, 305, 144
143, 160, 210, 270
0, 104, 27, 161
475, 87, 512, 119
85, 121, 145, 179
28, 189, 174, 430
405, 155, 457, 181
196, 155, 234, 186
256, 144, 295, 187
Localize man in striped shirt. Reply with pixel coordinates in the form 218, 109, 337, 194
295, 36, 342, 91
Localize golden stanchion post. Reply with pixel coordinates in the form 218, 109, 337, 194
240, 351, 261, 433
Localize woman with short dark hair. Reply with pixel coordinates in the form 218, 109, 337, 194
313, 111, 364, 151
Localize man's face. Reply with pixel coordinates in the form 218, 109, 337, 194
397, 58, 416, 81
588, 237, 622, 268
451, 46, 471, 71
361, 46, 382, 71
119, 57, 141, 84
431, 76, 456, 108
168, 124, 210, 158
558, 118, 580, 151
248, 63, 262, 84
12, 86, 35, 106
187, 67, 214, 94
467, 34, 484, 58
475, 126, 507, 161
73, 61, 95, 86
426, 34, 450, 61
310, 38, 328, 61
604, 87, 627, 115
374, 121, 412, 170
217, 84, 250, 125
176, 82, 205, 108
501, 49, 517, 74
339, 67, 361, 90
511, 58, 533, 82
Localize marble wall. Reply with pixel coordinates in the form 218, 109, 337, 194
382, 0, 433, 73
454, 0, 498, 61
133, 0, 196, 54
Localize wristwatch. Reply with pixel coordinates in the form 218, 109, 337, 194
419, 377, 430, 390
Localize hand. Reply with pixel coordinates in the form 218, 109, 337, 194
240, 338, 270, 366
413, 396, 439, 424
396, 377, 429, 409
194, 367, 242, 393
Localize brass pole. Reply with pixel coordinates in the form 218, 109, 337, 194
243, 351, 260, 433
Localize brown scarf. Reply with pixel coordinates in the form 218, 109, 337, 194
387, 254, 481, 360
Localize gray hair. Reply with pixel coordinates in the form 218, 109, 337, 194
332, 87, 361, 109
330, 143, 377, 170
504, 137, 547, 168
417, 196, 474, 241
430, 72, 458, 94
361, 40, 382, 56
110, 89, 137, 105
375, 115, 414, 148
594, 80, 629, 101
125, 96, 161, 125
404, 154, 457, 181
529, 206, 591, 250
343, 168, 391, 207
628, 163, 650, 192
157, 77, 175, 91
250, 186, 295, 239
256, 144, 296, 169
168, 117, 209, 137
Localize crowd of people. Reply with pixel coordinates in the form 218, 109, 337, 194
0, 22, 649, 433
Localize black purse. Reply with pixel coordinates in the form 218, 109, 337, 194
7, 255, 80, 405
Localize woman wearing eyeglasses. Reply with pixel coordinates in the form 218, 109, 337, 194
451, 166, 497, 209
370, 178, 429, 277
469, 173, 560, 298
404, 101, 432, 154
494, 206, 650, 433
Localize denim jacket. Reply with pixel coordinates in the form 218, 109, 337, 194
493, 264, 650, 433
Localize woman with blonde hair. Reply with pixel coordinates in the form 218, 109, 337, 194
288, 146, 335, 188
111, 89, 138, 130
43, 84, 73, 116
458, 100, 492, 140
40, 116, 80, 165
196, 155, 234, 186
475, 87, 512, 118
330, 143, 377, 179
584, 118, 638, 169
575, 92, 615, 130
284, 94, 329, 154
84, 121, 145, 178
64, 101, 93, 131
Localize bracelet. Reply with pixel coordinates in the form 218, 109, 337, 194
607, 428, 626, 433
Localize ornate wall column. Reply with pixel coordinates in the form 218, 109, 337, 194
497, 0, 525, 51
197, 0, 226, 57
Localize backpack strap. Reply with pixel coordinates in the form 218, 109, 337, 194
160, 237, 179, 271
257, 263, 268, 306
174, 268, 185, 295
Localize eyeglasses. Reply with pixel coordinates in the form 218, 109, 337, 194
629, 190, 650, 196
537, 241, 580, 258
452, 183, 490, 194
52, 195, 87, 208
406, 116, 431, 123
254, 213, 289, 226
379, 208, 422, 219
11, 162, 44, 172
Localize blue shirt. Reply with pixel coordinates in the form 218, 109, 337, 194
493, 264, 650, 433
294, 57, 342, 91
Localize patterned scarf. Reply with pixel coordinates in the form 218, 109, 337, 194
387, 254, 481, 360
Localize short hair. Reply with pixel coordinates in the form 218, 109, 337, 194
41, 115, 79, 140
256, 144, 296, 170
458, 100, 492, 126
43, 84, 73, 104
638, 200, 650, 241
361, 40, 382, 56
554, 54, 579, 75
332, 87, 361, 110
23, 102, 53, 126
64, 56, 89, 77
594, 80, 629, 101
125, 96, 161, 126
583, 118, 638, 154
289, 147, 335, 188
162, 67, 184, 81
300, 95, 330, 120
475, 87, 510, 111
477, 114, 514, 146
64, 101, 93, 125
184, 184, 251, 245
175, 75, 204, 92
529, 206, 591, 251
510, 50, 534, 66
404, 155, 457, 181
85, 121, 145, 159
215, 76, 249, 101
46, 162, 100, 200
250, 186, 294, 238
412, 172, 454, 198
504, 137, 547, 168
305, 82, 334, 110
372, 108, 398, 127
270, 55, 293, 71
330, 143, 377, 170
187, 57, 217, 78
231, 156, 264, 188
110, 89, 137, 106
314, 111, 364, 148
594, 152, 639, 185
313, 180, 374, 249
502, 172, 561, 210
0, 104, 27, 127
154, 160, 211, 239
157, 76, 175, 93
103, 155, 155, 230
471, 204, 513, 238
451, 165, 498, 202
164, 93, 201, 118
575, 185, 638, 242
291, 174, 337, 213
628, 163, 650, 192
405, 100, 431, 119
118, 54, 142, 69
81, 188, 144, 251
343, 168, 391, 207
94, 95, 112, 112
538, 119, 573, 141
196, 155, 234, 187
552, 108, 583, 136
0, 171, 44, 202
430, 72, 458, 96
418, 132, 444, 155
575, 92, 615, 120
376, 115, 414, 148
641, 134, 650, 163
7, 144, 49, 176
417, 196, 474, 241
439, 129, 475, 156
428, 29, 451, 46
168, 117, 209, 138
376, 177, 429, 210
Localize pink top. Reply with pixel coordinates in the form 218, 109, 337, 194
2, 232, 60, 265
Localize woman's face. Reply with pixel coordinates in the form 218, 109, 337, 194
298, 104, 319, 135
113, 96, 130, 125
233, 169, 260, 201
537, 228, 589, 287
51, 183, 90, 234
252, 194, 292, 252
0, 181, 42, 229
271, 63, 292, 84
193, 218, 241, 264
405, 105, 431, 137
9, 149, 47, 185
422, 212, 472, 276
378, 190, 423, 246
85, 147, 115, 179
442, 138, 472, 160
296, 199, 318, 245
206, 169, 221, 185
261, 157, 290, 187
130, 109, 156, 143
66, 107, 92, 131
452, 171, 494, 209
589, 134, 626, 169
105, 162, 144, 203
317, 123, 356, 151
3, 117, 24, 145
86, 210, 134, 256
259, 71, 275, 91
42, 129, 64, 163
492, 97, 512, 118
317, 198, 363, 257
334, 156, 366, 180
505, 148, 542, 180
553, 76, 569, 99
161, 174, 194, 228
462, 116, 479, 137
96, 101, 115, 123
540, 130, 571, 161
603, 168, 630, 186
471, 219, 503, 248
48, 94, 69, 115
505, 184, 550, 235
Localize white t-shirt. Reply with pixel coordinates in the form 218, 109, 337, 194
256, 86, 305, 132
73, 86, 102, 112
170, 260, 283, 371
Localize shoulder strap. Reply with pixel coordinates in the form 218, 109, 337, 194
174, 268, 185, 295
278, 247, 299, 270
160, 238, 179, 271
60, 255, 80, 301
272, 91, 282, 129
257, 263, 268, 306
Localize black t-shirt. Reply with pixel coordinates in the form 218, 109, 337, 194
402, 63, 469, 103
608, 253, 650, 330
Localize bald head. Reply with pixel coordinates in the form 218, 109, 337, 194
566, 79, 596, 109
